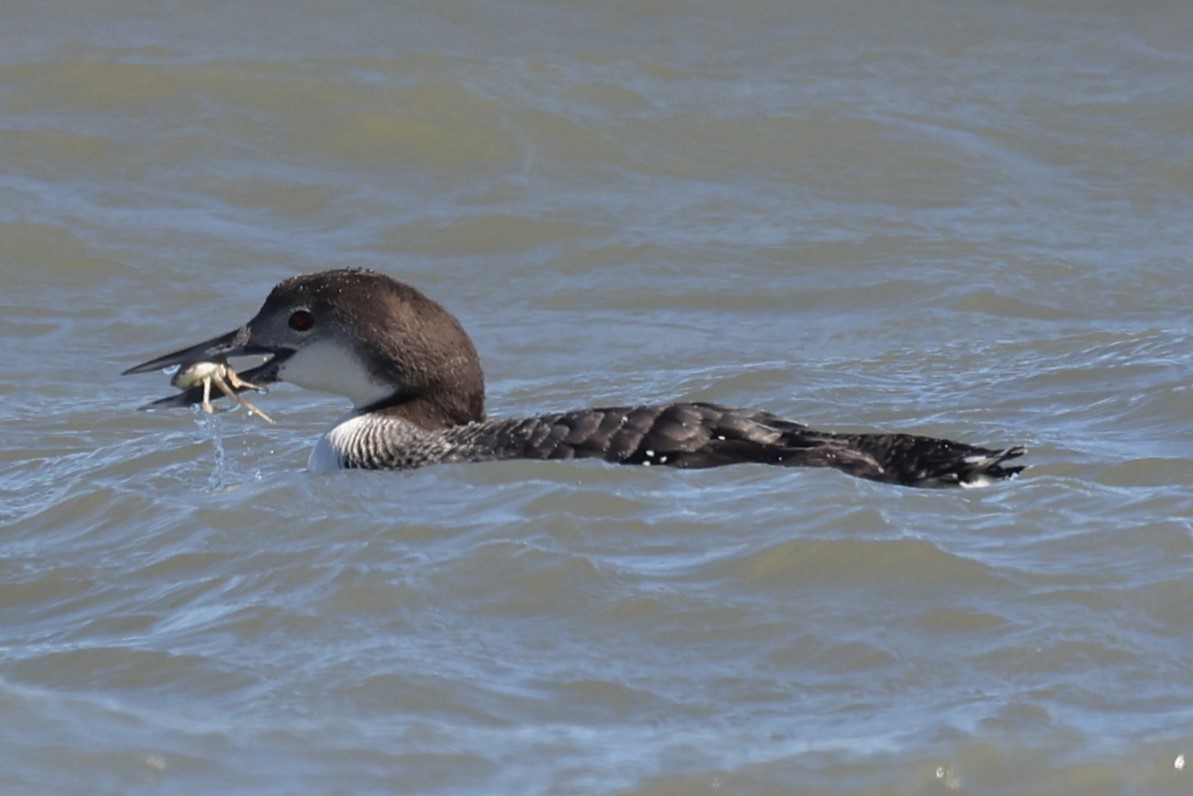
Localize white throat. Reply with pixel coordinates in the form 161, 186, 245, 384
277, 338, 395, 409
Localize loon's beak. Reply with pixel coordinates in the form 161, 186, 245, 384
122, 325, 293, 410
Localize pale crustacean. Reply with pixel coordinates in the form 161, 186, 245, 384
171, 359, 275, 423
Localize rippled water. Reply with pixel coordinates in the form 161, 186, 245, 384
3, 1, 1192, 793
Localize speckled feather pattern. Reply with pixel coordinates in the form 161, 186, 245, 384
325, 401, 1025, 487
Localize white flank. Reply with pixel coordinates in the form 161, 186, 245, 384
308, 413, 372, 472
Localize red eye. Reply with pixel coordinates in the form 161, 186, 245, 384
288, 310, 314, 331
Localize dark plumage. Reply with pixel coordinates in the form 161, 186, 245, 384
427, 402, 1023, 487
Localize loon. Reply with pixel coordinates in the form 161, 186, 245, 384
124, 269, 1025, 487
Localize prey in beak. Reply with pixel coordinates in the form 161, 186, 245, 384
170, 361, 275, 423
123, 325, 293, 419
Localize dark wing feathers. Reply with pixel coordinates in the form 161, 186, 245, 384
836, 433, 1026, 487
450, 401, 1023, 487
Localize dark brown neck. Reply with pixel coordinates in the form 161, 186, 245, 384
358, 390, 484, 431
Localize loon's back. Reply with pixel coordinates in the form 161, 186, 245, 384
314, 401, 1025, 487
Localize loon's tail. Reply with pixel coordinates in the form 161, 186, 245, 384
749, 409, 1026, 487
823, 433, 1027, 488
464, 401, 1025, 488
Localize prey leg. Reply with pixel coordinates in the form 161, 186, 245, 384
200, 375, 216, 414
209, 371, 275, 424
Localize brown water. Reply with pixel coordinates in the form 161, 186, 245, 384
2, 1, 1192, 793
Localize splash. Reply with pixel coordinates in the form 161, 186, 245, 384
192, 405, 229, 491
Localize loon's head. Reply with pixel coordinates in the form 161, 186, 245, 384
124, 269, 485, 430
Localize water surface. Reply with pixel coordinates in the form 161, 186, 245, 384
2, 1, 1192, 793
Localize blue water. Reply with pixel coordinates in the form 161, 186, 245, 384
2, 1, 1193, 793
